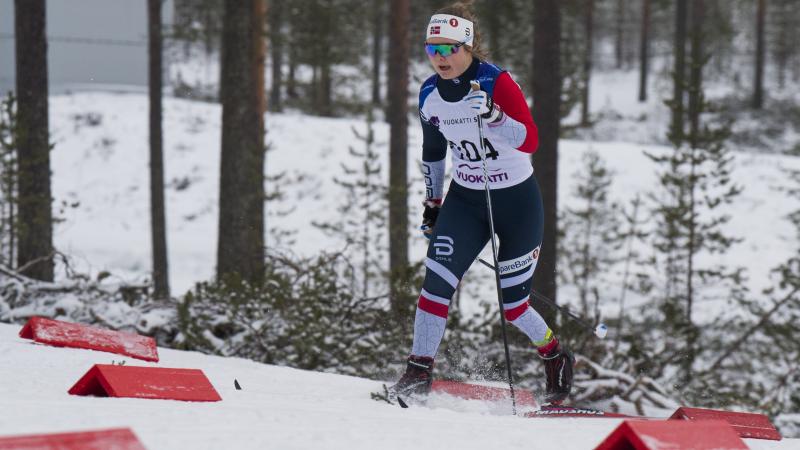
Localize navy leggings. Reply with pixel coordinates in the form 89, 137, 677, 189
423, 174, 544, 308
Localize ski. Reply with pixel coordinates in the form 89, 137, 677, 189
526, 403, 634, 418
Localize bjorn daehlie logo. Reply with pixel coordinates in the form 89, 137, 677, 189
434, 236, 454, 257
429, 116, 440, 127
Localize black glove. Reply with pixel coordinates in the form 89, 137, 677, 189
420, 199, 441, 239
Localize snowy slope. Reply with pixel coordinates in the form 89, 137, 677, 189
0, 322, 793, 449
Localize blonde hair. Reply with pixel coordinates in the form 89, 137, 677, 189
435, 1, 488, 60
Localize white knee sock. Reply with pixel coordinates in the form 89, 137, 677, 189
410, 289, 450, 358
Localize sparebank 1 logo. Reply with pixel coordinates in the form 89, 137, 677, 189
434, 235, 454, 259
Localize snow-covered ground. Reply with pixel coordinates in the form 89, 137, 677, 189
0, 322, 793, 449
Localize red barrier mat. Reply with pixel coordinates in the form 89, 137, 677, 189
431, 380, 538, 407
595, 419, 748, 450
670, 406, 782, 440
0, 428, 145, 450
19, 317, 158, 362
68, 364, 221, 402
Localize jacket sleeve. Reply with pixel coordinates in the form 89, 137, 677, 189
486, 71, 539, 154
420, 109, 447, 201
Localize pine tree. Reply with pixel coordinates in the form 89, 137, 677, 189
170, 0, 224, 100
611, 194, 652, 357
286, 0, 368, 115
559, 150, 621, 319
694, 166, 800, 413
313, 111, 388, 299
473, 0, 533, 87
646, 0, 744, 395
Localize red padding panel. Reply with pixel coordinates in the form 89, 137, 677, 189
670, 406, 782, 440
19, 317, 158, 362
68, 364, 221, 402
595, 419, 748, 450
0, 428, 145, 450
431, 380, 538, 408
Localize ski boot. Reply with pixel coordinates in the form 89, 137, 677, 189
388, 355, 434, 401
538, 337, 575, 405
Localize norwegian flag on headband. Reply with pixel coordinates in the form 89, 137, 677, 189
426, 14, 474, 44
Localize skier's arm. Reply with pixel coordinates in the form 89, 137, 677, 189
420, 111, 447, 202
485, 72, 539, 154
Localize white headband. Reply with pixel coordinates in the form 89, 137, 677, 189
426, 14, 474, 45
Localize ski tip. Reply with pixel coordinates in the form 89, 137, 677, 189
397, 396, 409, 409
234, 379, 242, 390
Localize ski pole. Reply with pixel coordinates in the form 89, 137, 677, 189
471, 80, 517, 415
477, 257, 609, 339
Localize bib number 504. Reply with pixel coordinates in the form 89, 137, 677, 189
449, 138, 499, 162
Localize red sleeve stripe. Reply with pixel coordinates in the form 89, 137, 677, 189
418, 295, 450, 318
491, 71, 539, 154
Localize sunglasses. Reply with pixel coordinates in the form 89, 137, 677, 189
424, 41, 467, 57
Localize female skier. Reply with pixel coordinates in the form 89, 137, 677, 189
390, 3, 574, 405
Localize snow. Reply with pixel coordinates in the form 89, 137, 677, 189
0, 322, 793, 449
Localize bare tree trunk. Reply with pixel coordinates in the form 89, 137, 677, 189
615, 0, 624, 69
752, 0, 766, 109
254, 0, 266, 121
148, 0, 170, 299
638, 0, 651, 102
685, 0, 705, 381
15, 0, 53, 281
581, 0, 594, 126
269, 0, 283, 112
387, 0, 410, 315
287, 35, 297, 100
485, 2, 503, 64
371, 0, 382, 106
217, 0, 266, 282
688, 0, 704, 148
320, 63, 333, 116
532, 0, 561, 316
774, 2, 788, 89
670, 0, 688, 145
